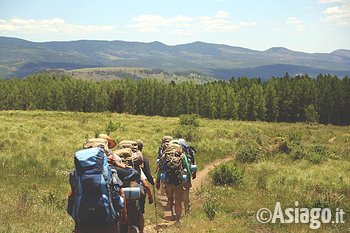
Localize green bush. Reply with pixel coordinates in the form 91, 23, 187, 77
312, 144, 327, 156
172, 125, 201, 142
288, 132, 302, 146
105, 120, 121, 134
179, 114, 200, 127
290, 145, 305, 161
305, 152, 324, 164
203, 199, 217, 220
235, 141, 260, 163
211, 162, 244, 186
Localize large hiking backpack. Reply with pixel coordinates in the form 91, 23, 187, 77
177, 141, 196, 166
159, 143, 185, 185
113, 148, 143, 168
67, 147, 117, 226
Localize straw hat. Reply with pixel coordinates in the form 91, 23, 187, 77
98, 134, 117, 149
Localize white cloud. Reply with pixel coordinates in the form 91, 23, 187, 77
286, 17, 303, 25
215, 10, 230, 18
285, 17, 305, 32
0, 12, 257, 42
129, 14, 193, 32
317, 0, 344, 3
129, 11, 256, 34
318, 0, 350, 25
0, 18, 114, 35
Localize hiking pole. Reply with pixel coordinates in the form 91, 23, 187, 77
153, 184, 158, 226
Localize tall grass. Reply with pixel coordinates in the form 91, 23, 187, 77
0, 110, 349, 232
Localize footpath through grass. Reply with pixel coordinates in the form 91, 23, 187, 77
0, 110, 349, 232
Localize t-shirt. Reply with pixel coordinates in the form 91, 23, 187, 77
140, 168, 147, 181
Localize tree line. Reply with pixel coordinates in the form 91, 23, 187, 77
1, 73, 349, 125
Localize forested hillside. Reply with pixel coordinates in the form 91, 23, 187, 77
1, 73, 349, 125
1, 37, 350, 79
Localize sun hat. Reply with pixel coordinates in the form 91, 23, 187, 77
98, 134, 117, 149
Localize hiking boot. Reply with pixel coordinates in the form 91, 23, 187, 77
175, 216, 181, 225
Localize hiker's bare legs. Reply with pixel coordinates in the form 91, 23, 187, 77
165, 184, 175, 216
183, 182, 191, 214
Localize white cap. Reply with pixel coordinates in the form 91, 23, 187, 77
179, 138, 186, 143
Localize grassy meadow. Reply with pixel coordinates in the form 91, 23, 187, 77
0, 110, 349, 232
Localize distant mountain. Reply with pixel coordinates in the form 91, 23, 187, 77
0, 36, 349, 80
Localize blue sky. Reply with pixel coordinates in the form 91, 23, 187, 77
0, 0, 349, 53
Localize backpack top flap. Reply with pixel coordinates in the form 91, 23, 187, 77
83, 138, 109, 151
164, 143, 183, 156
160, 149, 183, 172
75, 147, 106, 168
113, 148, 132, 159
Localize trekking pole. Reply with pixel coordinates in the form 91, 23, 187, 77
152, 184, 158, 226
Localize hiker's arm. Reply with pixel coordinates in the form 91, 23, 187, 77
156, 147, 161, 163
142, 179, 154, 204
142, 157, 155, 185
108, 155, 126, 169
119, 189, 127, 224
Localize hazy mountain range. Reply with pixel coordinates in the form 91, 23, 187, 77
1, 36, 349, 80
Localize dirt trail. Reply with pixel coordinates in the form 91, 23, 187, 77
144, 156, 234, 233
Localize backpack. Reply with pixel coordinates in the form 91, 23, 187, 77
113, 148, 143, 168
83, 138, 109, 153
180, 142, 196, 166
159, 143, 185, 185
112, 149, 145, 199
67, 147, 117, 226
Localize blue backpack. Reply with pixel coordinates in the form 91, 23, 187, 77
67, 147, 117, 226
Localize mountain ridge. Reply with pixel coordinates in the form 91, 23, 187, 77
0, 36, 349, 80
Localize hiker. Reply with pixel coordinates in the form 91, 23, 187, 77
177, 138, 197, 214
68, 135, 127, 233
156, 142, 186, 223
98, 134, 126, 169
136, 139, 155, 186
135, 139, 155, 233
118, 140, 153, 233
156, 136, 173, 195
157, 136, 173, 163
113, 147, 141, 233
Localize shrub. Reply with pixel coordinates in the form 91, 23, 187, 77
313, 144, 327, 156
265, 137, 290, 154
105, 121, 121, 134
288, 132, 302, 146
172, 125, 201, 142
211, 162, 244, 186
179, 114, 200, 127
236, 141, 260, 163
305, 152, 324, 164
290, 145, 305, 161
203, 199, 217, 220
302, 145, 330, 164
